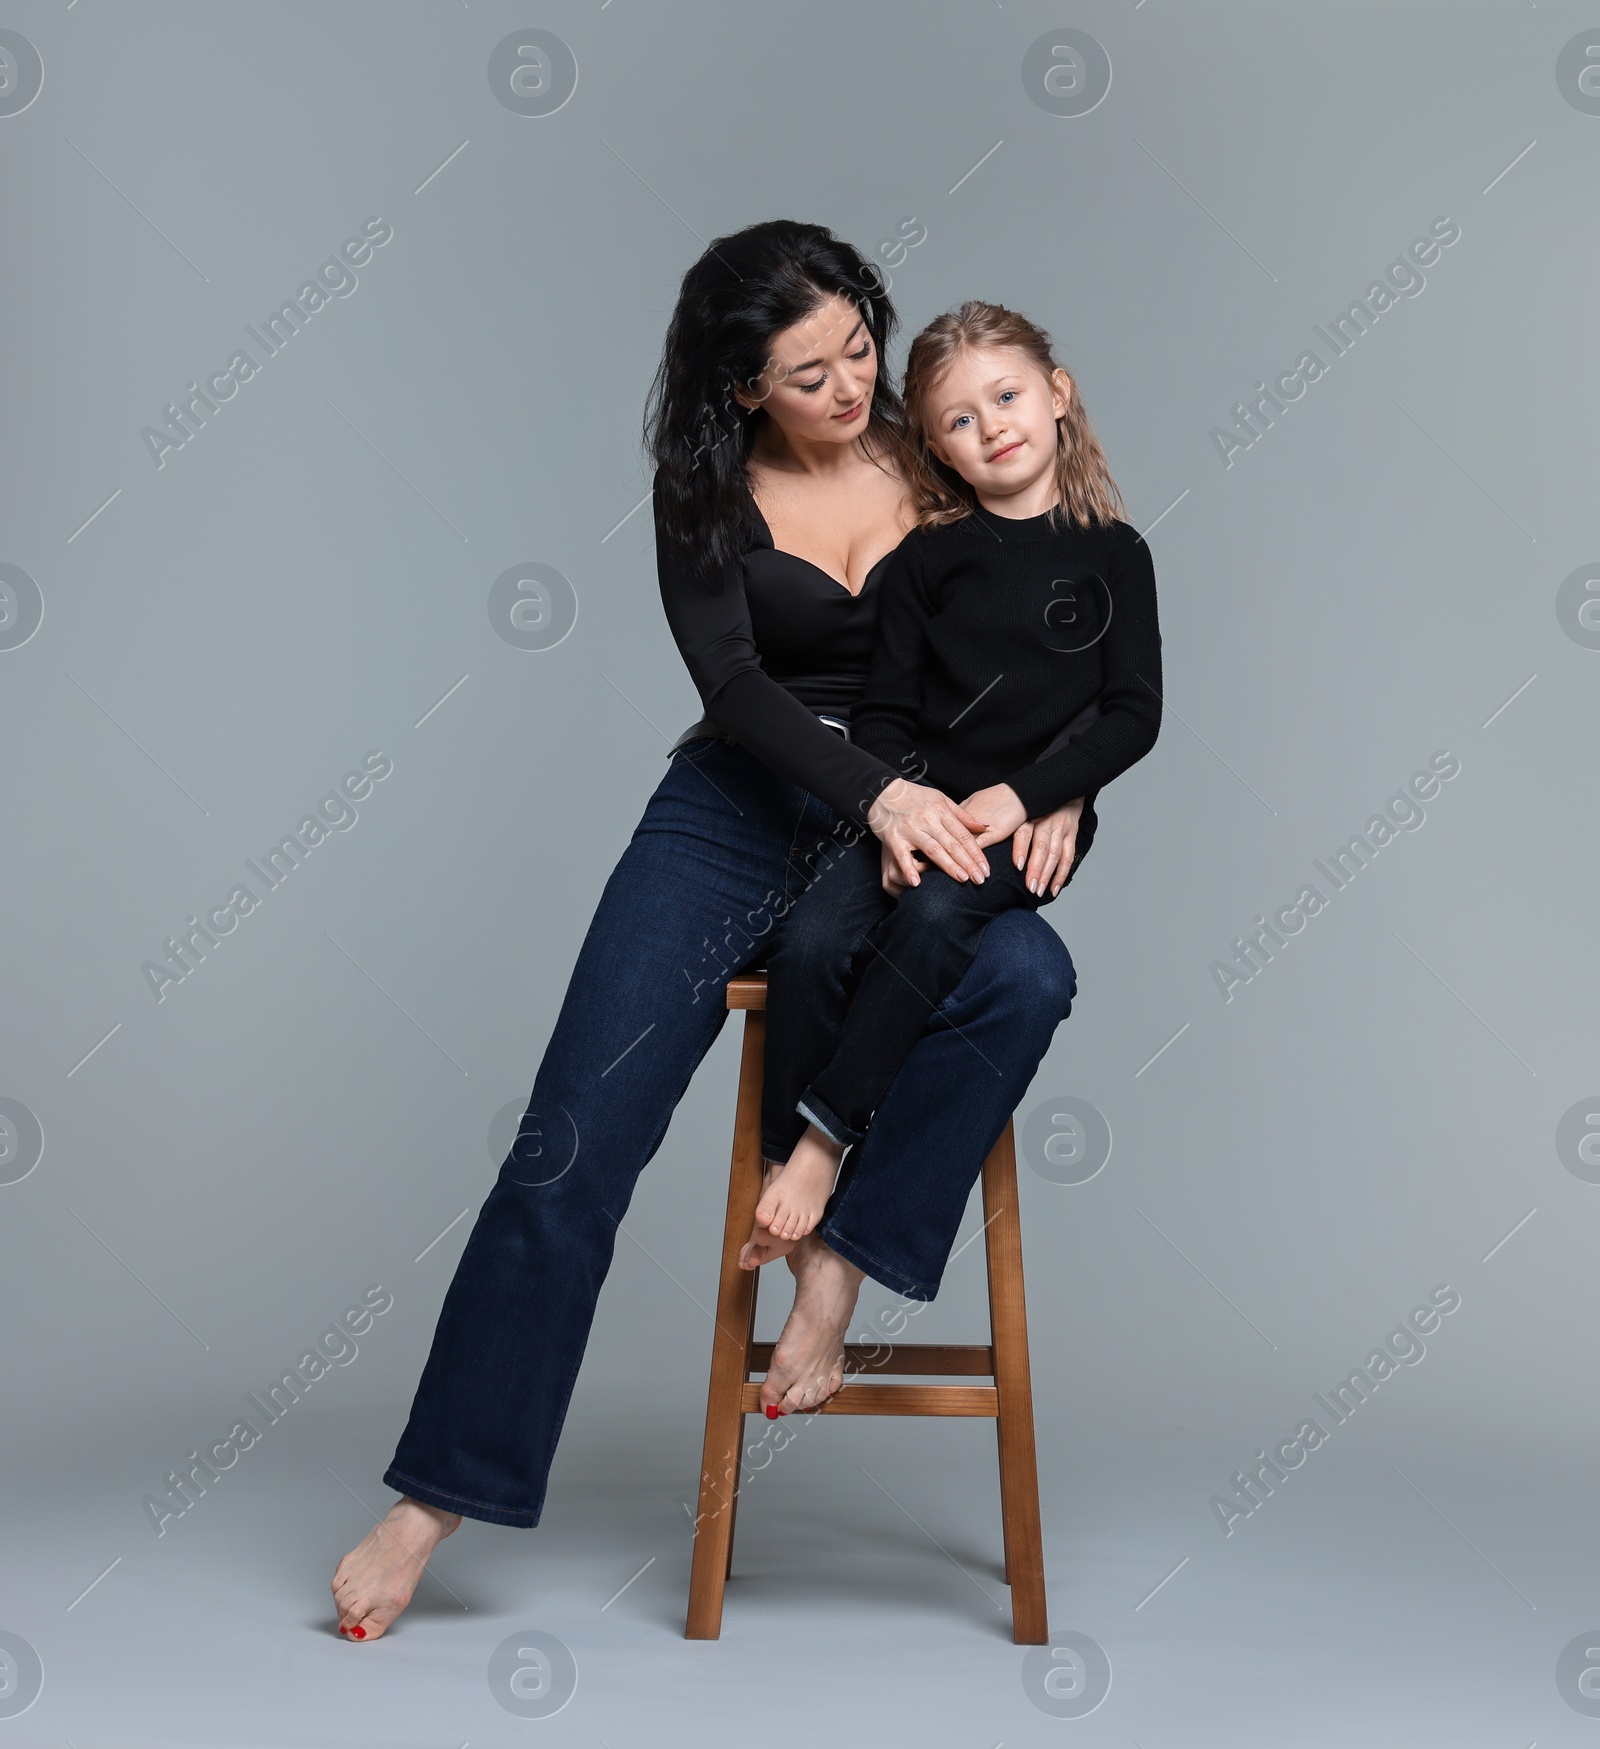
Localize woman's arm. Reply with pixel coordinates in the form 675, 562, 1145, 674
654, 488, 989, 881
848, 542, 927, 779
654, 487, 899, 825
853, 540, 992, 885
1002, 525, 1163, 818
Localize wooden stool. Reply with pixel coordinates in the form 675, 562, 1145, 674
685, 971, 1048, 1642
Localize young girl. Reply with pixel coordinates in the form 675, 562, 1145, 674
752, 300, 1164, 1257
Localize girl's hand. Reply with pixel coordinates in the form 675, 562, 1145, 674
867, 779, 991, 887
960, 783, 1029, 851
1010, 796, 1085, 897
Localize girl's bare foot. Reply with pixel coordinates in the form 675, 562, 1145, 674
753, 1126, 843, 1243
331, 1496, 460, 1640
739, 1160, 798, 1270
759, 1234, 865, 1415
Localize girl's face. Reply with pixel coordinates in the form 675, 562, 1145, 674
921, 344, 1071, 505
733, 292, 879, 448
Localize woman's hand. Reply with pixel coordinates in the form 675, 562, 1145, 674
1008, 795, 1085, 898
880, 840, 921, 897
866, 778, 991, 888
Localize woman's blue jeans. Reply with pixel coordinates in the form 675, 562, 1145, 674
384, 737, 1077, 1527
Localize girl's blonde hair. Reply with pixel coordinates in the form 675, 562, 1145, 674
901, 300, 1127, 531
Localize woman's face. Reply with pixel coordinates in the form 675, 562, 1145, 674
734, 291, 879, 447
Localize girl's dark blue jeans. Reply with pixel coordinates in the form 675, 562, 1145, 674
384, 736, 1076, 1527
762, 830, 1054, 1159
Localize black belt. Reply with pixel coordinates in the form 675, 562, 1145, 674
670, 710, 851, 751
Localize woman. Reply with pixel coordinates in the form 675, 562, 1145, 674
330, 221, 1084, 1641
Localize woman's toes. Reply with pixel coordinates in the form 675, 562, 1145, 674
780, 1368, 829, 1414
337, 1585, 404, 1641
350, 1601, 398, 1640
759, 1367, 793, 1412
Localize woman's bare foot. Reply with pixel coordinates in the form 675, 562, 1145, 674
753, 1126, 843, 1243
759, 1234, 865, 1415
331, 1496, 460, 1640
739, 1160, 798, 1270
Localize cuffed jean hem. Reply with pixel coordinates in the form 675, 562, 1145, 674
382, 1466, 542, 1529
815, 1217, 936, 1302
797, 1090, 864, 1149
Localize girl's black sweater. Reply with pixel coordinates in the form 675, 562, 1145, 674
852, 504, 1163, 822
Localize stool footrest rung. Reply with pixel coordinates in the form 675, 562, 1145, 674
746, 1342, 995, 1377
739, 1381, 998, 1417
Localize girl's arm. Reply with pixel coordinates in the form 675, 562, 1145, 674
1009, 796, 1086, 898
1003, 524, 1163, 818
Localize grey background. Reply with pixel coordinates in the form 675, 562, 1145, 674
2, 1, 1596, 1744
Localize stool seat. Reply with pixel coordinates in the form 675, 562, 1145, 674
686, 971, 1048, 1641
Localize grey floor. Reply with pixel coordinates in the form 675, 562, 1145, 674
6, 1365, 1590, 1746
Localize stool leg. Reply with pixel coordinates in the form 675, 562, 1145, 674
725, 1413, 745, 1580
726, 1265, 759, 1580
983, 1121, 1049, 1645
686, 1012, 766, 1639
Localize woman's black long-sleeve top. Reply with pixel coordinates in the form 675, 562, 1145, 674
653, 475, 903, 827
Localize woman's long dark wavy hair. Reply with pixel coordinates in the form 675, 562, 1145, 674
645, 220, 908, 585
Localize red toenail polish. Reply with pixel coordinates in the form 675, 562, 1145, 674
764, 1404, 780, 1419
350, 1625, 366, 1638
